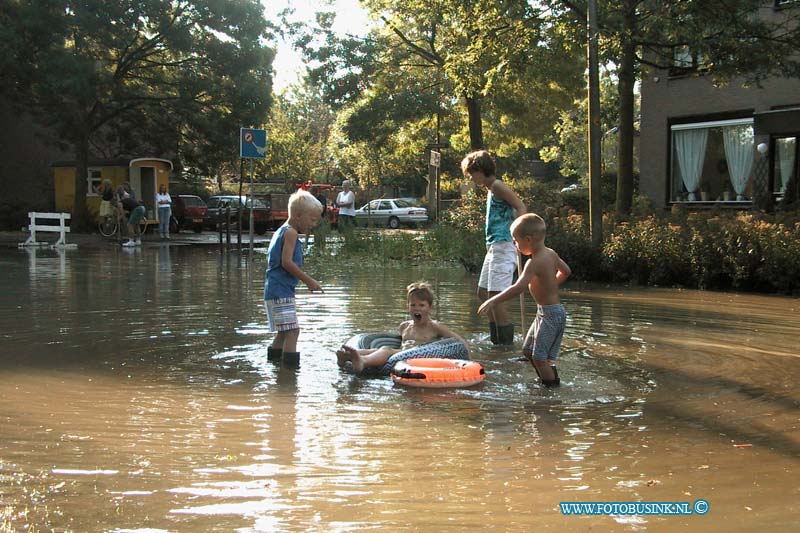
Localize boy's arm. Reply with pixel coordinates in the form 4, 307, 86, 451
433, 321, 467, 345
434, 322, 468, 348
477, 259, 535, 315
280, 227, 323, 292
491, 181, 527, 216
555, 254, 571, 285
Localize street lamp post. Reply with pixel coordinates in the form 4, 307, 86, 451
588, 0, 603, 248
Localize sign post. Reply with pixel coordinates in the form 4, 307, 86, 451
429, 151, 441, 221
240, 128, 267, 159
239, 128, 267, 252
425, 143, 447, 222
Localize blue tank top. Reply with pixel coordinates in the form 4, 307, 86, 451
485, 182, 515, 245
264, 223, 304, 300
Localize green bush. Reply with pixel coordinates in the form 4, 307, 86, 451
438, 187, 486, 272
602, 217, 693, 286
505, 176, 563, 215
759, 222, 800, 293
427, 224, 485, 273
560, 188, 588, 213
545, 214, 603, 281
599, 213, 800, 293
313, 192, 800, 295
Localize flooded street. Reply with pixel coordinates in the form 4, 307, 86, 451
1, 244, 798, 531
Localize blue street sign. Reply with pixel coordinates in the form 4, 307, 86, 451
240, 128, 267, 159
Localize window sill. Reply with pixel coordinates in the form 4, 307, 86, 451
669, 200, 752, 208
667, 67, 711, 80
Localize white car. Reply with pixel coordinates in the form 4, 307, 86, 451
560, 183, 586, 193
354, 198, 429, 228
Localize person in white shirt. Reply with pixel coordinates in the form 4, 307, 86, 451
335, 180, 356, 230
155, 184, 172, 239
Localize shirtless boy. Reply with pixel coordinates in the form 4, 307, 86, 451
478, 214, 571, 387
337, 282, 467, 373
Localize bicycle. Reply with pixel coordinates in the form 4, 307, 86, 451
98, 210, 150, 239
98, 213, 121, 237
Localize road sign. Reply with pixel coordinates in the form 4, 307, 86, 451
429, 150, 441, 168
240, 128, 267, 159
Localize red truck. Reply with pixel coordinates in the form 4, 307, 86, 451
295, 182, 339, 227
251, 183, 340, 230
262, 192, 290, 230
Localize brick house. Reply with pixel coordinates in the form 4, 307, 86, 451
639, 2, 800, 209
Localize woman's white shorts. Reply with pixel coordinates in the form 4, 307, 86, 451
478, 241, 517, 293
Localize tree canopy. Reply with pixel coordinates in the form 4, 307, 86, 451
2, 0, 275, 227
292, 0, 585, 183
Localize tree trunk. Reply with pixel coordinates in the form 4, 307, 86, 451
615, 1, 636, 216
72, 133, 92, 232
465, 95, 484, 150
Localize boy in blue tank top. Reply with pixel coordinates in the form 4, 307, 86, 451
461, 150, 526, 345
264, 189, 323, 368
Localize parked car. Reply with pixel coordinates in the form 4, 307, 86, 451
171, 194, 208, 233
354, 198, 429, 229
560, 183, 586, 193
206, 195, 271, 234
398, 197, 425, 207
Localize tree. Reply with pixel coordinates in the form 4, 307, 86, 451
259, 83, 335, 186
540, 70, 624, 179
294, 0, 584, 156
3, 0, 274, 228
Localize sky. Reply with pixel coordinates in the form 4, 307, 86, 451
266, 0, 373, 92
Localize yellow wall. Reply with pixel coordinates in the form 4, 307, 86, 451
54, 160, 171, 220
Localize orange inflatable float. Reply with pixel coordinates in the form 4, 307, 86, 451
390, 358, 485, 388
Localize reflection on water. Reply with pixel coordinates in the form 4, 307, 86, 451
1, 245, 798, 531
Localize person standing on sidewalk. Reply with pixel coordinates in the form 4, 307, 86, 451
156, 184, 172, 239
335, 180, 356, 230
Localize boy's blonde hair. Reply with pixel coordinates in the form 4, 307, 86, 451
288, 189, 323, 218
511, 213, 546, 239
460, 150, 496, 178
406, 281, 434, 305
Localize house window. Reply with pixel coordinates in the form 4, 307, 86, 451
670, 118, 754, 203
773, 137, 797, 194
87, 168, 102, 196
669, 46, 710, 77
673, 46, 693, 68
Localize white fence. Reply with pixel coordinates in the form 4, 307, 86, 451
19, 212, 77, 248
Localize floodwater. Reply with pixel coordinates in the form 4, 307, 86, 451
1, 244, 798, 532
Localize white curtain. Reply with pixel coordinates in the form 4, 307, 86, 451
777, 138, 796, 192
674, 129, 708, 201
722, 125, 754, 200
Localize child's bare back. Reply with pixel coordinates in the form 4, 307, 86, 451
528, 246, 568, 306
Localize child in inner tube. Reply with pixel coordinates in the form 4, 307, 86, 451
337, 282, 468, 373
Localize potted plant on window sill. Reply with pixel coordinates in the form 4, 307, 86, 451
722, 182, 734, 201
